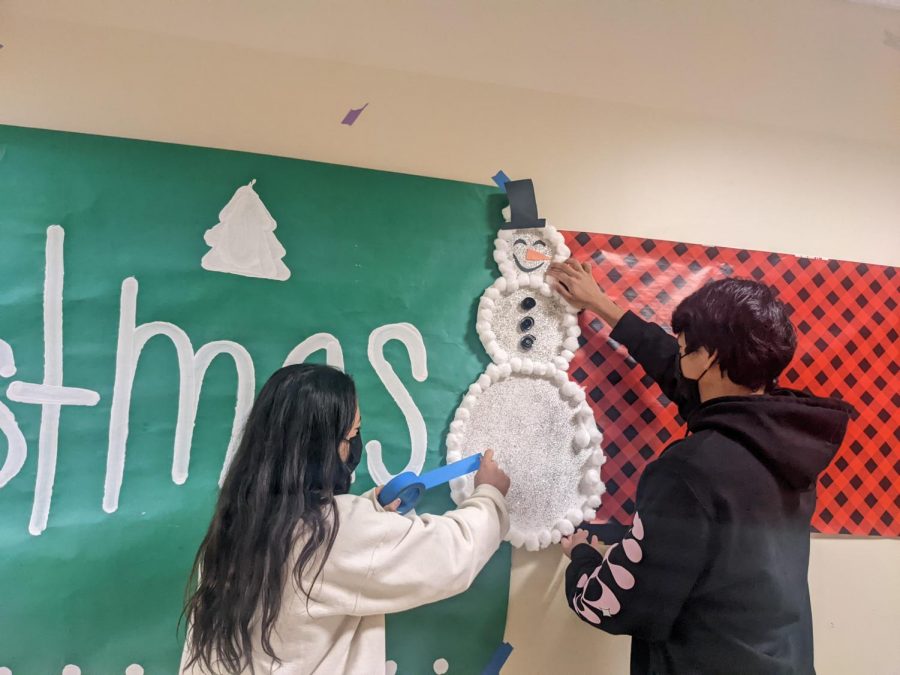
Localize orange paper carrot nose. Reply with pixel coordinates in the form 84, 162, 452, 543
525, 248, 552, 262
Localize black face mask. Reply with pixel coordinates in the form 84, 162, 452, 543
674, 350, 690, 384
335, 431, 363, 495
673, 349, 714, 400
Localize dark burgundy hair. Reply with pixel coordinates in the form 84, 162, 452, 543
672, 278, 797, 391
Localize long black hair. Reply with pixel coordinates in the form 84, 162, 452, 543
181, 363, 358, 673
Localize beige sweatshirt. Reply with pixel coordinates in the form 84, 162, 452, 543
180, 483, 509, 674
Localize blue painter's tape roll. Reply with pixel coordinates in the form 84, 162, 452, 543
378, 454, 482, 514
376, 472, 425, 514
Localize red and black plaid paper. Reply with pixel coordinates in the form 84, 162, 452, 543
562, 231, 899, 537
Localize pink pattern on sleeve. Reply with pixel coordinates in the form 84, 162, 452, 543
582, 580, 621, 616
608, 560, 635, 590
573, 597, 603, 624
623, 537, 643, 563
632, 512, 644, 541
571, 511, 646, 625
574, 564, 622, 622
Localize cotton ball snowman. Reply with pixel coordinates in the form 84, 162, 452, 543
447, 179, 606, 551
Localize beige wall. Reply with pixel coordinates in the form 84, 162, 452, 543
2, 11, 898, 674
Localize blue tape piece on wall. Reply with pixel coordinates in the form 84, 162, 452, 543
482, 641, 513, 675
492, 170, 511, 191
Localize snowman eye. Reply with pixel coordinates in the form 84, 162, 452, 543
534, 240, 546, 247
514, 238, 528, 246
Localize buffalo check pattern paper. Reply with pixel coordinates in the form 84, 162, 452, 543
563, 231, 899, 537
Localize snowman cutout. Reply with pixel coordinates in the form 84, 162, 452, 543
447, 180, 605, 551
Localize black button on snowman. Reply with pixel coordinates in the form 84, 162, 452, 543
446, 179, 606, 552
519, 297, 537, 350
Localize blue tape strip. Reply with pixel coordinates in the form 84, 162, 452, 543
420, 453, 481, 490
492, 170, 511, 191
378, 454, 482, 514
482, 642, 513, 675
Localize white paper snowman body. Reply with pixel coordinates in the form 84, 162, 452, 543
447, 218, 606, 551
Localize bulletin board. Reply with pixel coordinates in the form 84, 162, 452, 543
0, 124, 510, 673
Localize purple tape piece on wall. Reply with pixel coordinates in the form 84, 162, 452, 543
342, 103, 369, 126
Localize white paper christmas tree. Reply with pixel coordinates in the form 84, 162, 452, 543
201, 179, 291, 281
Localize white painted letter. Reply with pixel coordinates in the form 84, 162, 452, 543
0, 401, 26, 488
365, 323, 428, 485
103, 277, 255, 514
0, 340, 27, 487
283, 333, 344, 370
0, 339, 15, 378
5, 226, 101, 535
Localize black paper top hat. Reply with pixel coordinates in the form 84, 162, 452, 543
501, 179, 545, 230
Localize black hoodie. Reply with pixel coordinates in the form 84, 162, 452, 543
565, 311, 854, 675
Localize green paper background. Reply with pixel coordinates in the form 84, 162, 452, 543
0, 125, 510, 674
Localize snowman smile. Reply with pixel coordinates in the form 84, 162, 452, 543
513, 239, 552, 273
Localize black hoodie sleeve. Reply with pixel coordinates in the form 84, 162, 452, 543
609, 310, 701, 421
565, 459, 711, 641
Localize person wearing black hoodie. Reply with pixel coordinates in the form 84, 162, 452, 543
545, 260, 854, 675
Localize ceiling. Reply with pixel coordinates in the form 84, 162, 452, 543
3, 0, 900, 146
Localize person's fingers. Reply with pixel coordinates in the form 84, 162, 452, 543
482, 448, 494, 464
552, 264, 579, 281
548, 261, 577, 277
581, 262, 592, 274
565, 258, 585, 273
552, 281, 575, 303
547, 262, 566, 275
386, 498, 402, 512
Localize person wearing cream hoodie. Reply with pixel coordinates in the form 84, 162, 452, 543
180, 363, 510, 675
